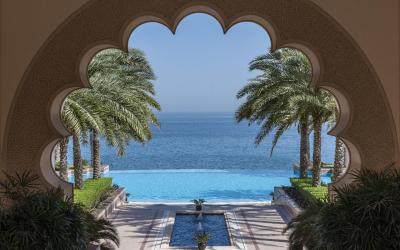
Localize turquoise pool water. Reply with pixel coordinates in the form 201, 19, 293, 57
73, 169, 331, 202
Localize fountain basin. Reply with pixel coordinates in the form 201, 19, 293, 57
170, 213, 230, 247
157, 210, 245, 250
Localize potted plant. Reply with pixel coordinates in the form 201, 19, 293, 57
194, 232, 210, 250
191, 199, 206, 211
125, 192, 131, 202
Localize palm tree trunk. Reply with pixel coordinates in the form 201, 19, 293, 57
333, 138, 345, 181
92, 130, 101, 179
54, 142, 60, 164
299, 118, 309, 178
73, 134, 84, 189
305, 131, 310, 165
312, 117, 323, 187
59, 137, 68, 181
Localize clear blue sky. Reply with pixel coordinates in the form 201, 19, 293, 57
128, 14, 271, 112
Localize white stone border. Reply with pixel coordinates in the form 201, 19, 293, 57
273, 187, 302, 218
55, 165, 110, 178
93, 188, 126, 219
155, 210, 246, 250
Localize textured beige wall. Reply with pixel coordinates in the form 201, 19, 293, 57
0, 0, 90, 156
1, 0, 399, 158
312, 0, 400, 159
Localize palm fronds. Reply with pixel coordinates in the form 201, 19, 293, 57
60, 48, 161, 183
0, 170, 39, 200
285, 168, 400, 249
236, 48, 336, 183
0, 171, 119, 249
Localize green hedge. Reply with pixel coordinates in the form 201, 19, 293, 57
74, 178, 113, 210
321, 162, 334, 168
290, 177, 328, 203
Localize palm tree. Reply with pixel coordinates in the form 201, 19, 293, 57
236, 49, 313, 178
87, 49, 160, 178
276, 50, 336, 185
61, 91, 105, 189
292, 90, 336, 186
333, 138, 345, 181
72, 135, 84, 188
236, 49, 336, 186
332, 110, 346, 181
59, 137, 68, 181
299, 116, 311, 177
60, 48, 161, 187
91, 130, 101, 179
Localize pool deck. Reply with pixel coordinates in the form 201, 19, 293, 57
109, 203, 291, 250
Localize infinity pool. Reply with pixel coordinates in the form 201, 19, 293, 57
73, 169, 331, 202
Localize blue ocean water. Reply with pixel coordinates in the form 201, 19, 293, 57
68, 112, 335, 201
68, 112, 335, 170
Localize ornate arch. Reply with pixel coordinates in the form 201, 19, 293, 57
3, 0, 397, 196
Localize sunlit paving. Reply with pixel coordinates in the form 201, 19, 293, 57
2, 1, 399, 250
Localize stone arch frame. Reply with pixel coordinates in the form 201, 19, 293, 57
2, 0, 398, 197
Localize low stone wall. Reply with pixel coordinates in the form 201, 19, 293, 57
87, 244, 101, 250
93, 187, 126, 219
88, 187, 125, 250
273, 187, 302, 218
56, 165, 110, 178
293, 163, 332, 175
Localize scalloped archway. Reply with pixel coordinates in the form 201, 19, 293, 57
3, 0, 397, 196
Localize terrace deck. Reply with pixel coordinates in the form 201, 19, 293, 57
109, 203, 289, 250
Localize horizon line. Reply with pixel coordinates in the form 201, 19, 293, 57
154, 111, 236, 113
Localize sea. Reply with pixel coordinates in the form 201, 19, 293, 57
67, 112, 335, 170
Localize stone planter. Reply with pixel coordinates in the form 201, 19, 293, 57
198, 243, 206, 250
65, 165, 109, 178
272, 187, 302, 219
87, 243, 100, 250
93, 187, 126, 219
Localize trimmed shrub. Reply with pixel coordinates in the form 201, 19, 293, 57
321, 162, 334, 168
82, 159, 89, 166
74, 178, 113, 210
290, 177, 328, 203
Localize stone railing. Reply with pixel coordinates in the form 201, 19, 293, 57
293, 163, 332, 175
273, 187, 302, 218
88, 187, 126, 250
93, 187, 126, 219
56, 165, 110, 178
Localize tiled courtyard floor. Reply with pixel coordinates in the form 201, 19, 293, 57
109, 203, 291, 250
